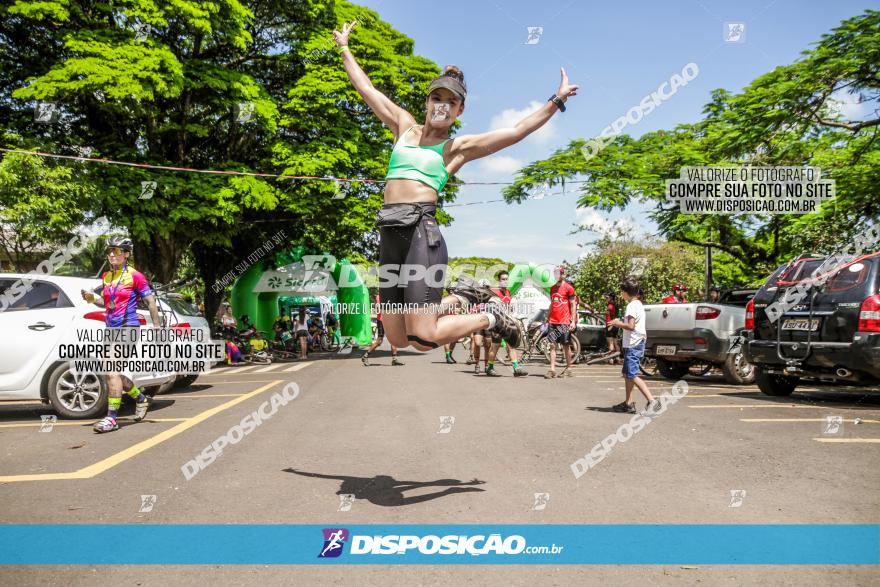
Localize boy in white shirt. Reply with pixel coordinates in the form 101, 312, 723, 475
608, 278, 660, 415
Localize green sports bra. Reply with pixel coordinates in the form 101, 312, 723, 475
384, 125, 450, 193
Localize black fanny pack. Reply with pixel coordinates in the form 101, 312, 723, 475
375, 203, 435, 228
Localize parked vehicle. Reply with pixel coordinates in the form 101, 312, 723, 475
141, 289, 212, 391
0, 275, 176, 419
643, 289, 758, 384
744, 252, 880, 396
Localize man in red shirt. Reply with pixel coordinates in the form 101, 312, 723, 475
661, 284, 688, 304
545, 266, 577, 378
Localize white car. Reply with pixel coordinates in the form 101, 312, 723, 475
0, 274, 177, 419
141, 291, 212, 392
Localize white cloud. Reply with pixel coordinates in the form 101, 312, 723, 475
827, 88, 872, 121
575, 208, 639, 238
488, 101, 557, 145
478, 155, 524, 175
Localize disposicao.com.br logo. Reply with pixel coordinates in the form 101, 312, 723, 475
317, 528, 563, 558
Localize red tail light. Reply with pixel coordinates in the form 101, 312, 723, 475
83, 311, 106, 322
858, 294, 880, 332
694, 337, 707, 345
173, 322, 191, 330
695, 305, 721, 320
745, 299, 755, 330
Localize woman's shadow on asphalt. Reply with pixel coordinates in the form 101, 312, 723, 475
283, 468, 486, 506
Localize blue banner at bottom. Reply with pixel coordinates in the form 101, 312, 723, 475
1, 525, 877, 564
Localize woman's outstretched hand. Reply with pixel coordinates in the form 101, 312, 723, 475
332, 20, 358, 47
557, 67, 579, 99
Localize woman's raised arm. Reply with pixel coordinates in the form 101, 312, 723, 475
451, 68, 579, 164
333, 21, 415, 138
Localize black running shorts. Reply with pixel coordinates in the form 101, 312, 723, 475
378, 203, 448, 309
546, 323, 573, 346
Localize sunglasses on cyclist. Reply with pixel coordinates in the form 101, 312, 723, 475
105, 247, 126, 256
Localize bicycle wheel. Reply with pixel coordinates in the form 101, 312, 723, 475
639, 356, 660, 377
540, 335, 581, 367
689, 360, 712, 377
321, 333, 339, 352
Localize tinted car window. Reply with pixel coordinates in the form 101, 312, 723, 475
719, 290, 757, 307
824, 258, 873, 294
775, 258, 824, 285
9, 281, 72, 310
165, 296, 200, 316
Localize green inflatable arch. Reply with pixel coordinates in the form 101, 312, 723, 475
507, 262, 557, 296
230, 249, 373, 346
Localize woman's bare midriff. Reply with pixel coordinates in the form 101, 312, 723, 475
383, 179, 440, 204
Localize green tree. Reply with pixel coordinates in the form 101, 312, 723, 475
569, 238, 705, 308
0, 150, 92, 270
2, 0, 457, 321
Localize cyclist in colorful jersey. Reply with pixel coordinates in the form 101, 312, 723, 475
485, 271, 527, 377
80, 236, 160, 433
362, 294, 404, 366
333, 21, 577, 354
545, 266, 577, 378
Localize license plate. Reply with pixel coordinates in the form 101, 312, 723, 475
656, 345, 677, 356
782, 318, 820, 331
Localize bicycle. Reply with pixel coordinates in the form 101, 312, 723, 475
639, 356, 660, 377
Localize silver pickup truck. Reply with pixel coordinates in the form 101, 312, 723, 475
643, 289, 757, 384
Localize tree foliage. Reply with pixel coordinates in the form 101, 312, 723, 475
0, 0, 455, 320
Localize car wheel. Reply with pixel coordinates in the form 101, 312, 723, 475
174, 374, 199, 389
721, 352, 756, 385
755, 367, 798, 396
142, 385, 162, 397
656, 358, 690, 380
46, 363, 107, 419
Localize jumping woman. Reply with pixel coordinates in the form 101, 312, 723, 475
333, 20, 578, 352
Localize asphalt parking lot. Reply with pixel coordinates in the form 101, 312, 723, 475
0, 345, 877, 585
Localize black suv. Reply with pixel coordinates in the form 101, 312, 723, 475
744, 251, 880, 396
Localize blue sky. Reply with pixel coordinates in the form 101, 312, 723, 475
357, 0, 877, 264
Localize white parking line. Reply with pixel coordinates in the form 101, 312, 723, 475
690, 404, 834, 410
742, 418, 880, 423
284, 362, 312, 372
252, 364, 283, 373
814, 438, 880, 443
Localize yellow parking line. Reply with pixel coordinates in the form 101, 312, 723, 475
156, 393, 246, 398
0, 418, 188, 429
814, 438, 880, 443
0, 380, 284, 483
742, 418, 879, 423
175, 380, 290, 385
